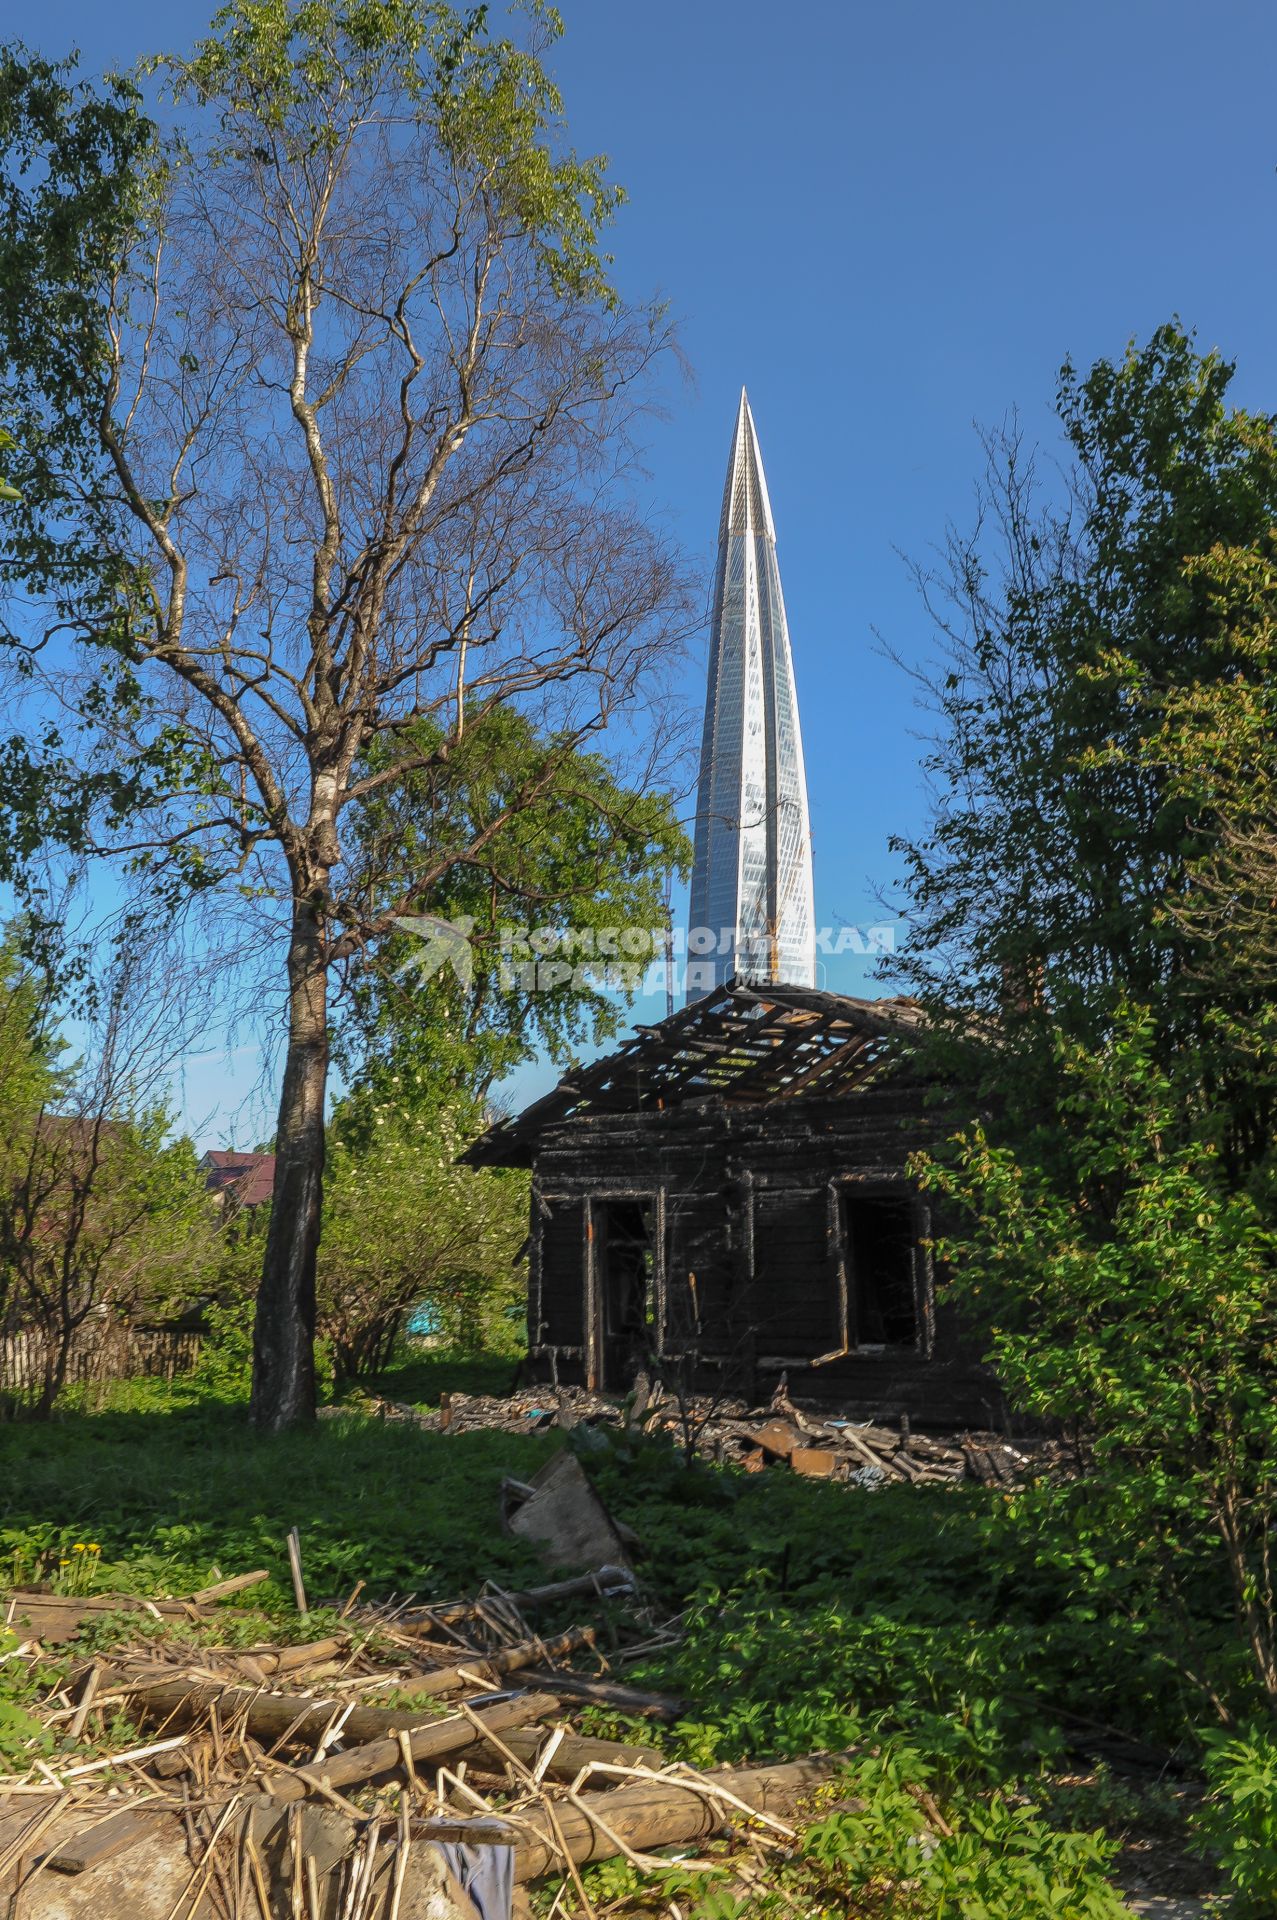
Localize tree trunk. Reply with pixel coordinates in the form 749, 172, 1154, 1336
251, 900, 329, 1430
506, 1751, 843, 1882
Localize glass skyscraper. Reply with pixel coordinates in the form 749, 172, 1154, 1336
687, 391, 816, 998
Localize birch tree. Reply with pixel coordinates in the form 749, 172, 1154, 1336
0, 4, 688, 1426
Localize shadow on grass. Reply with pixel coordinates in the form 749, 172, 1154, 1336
0, 1368, 1232, 1766
0, 1384, 559, 1610
347, 1346, 524, 1407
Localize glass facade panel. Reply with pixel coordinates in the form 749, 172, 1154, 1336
687, 393, 816, 997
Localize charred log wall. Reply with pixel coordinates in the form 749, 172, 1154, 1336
523, 1084, 999, 1427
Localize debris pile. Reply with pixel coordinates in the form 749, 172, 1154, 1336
0, 1562, 839, 1919
357, 1376, 1069, 1490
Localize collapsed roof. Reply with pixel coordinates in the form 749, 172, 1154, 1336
466, 980, 927, 1168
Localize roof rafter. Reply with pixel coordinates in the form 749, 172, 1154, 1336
465, 980, 927, 1167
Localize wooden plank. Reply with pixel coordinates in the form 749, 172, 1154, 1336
454, 1725, 661, 1779
187, 1570, 269, 1606
1, 1590, 192, 1643
400, 1570, 633, 1630
118, 1671, 558, 1751
45, 1807, 163, 1875
387, 1625, 594, 1696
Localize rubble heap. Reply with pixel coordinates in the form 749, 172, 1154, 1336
0, 1562, 839, 1919
355, 1374, 1072, 1490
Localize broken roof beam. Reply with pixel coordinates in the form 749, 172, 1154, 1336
462, 981, 931, 1164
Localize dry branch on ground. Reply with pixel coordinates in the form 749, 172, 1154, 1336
0, 1557, 837, 1919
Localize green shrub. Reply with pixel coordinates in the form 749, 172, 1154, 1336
1196, 1724, 1277, 1915
192, 1300, 333, 1404
801, 1749, 1125, 1920
661, 1580, 1067, 1785
0, 1628, 55, 1769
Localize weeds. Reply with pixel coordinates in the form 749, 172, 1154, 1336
0, 1358, 1242, 1910
1196, 1725, 1277, 1915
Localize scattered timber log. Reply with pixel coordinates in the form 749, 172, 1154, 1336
426, 1751, 848, 1881
904, 1435, 965, 1466
186, 1570, 269, 1605
961, 1444, 999, 1487
837, 1428, 908, 1479
985, 1446, 1022, 1487
394, 1624, 595, 1697
3, 1571, 272, 1645
44, 1807, 164, 1875
117, 1669, 557, 1751
398, 1566, 633, 1630
1, 1590, 194, 1643
258, 1692, 561, 1803
453, 1726, 662, 1779
233, 1636, 349, 1679
518, 1669, 685, 1718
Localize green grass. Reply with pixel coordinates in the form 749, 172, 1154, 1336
343, 1344, 524, 1407
1, 1370, 556, 1609
0, 1366, 1227, 1760
0, 1357, 1237, 1915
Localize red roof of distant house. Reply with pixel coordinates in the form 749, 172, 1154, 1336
229, 1154, 276, 1209
201, 1149, 275, 1209
202, 1149, 258, 1185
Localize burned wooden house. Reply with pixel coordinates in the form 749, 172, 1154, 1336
467, 982, 998, 1426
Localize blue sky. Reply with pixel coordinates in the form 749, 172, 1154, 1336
17, 0, 1277, 1143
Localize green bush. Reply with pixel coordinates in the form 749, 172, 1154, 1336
0, 1628, 55, 1769
1196, 1725, 1277, 1915
919, 1016, 1277, 1726
192, 1299, 334, 1404
660, 1580, 1067, 1784
801, 1748, 1125, 1920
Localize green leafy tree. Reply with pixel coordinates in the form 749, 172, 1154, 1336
319, 1090, 527, 1380
0, 941, 217, 1415
0, 4, 689, 1428
0, 427, 21, 503
917, 1013, 1277, 1717
0, 930, 63, 1128
893, 322, 1277, 1168
340, 705, 690, 1105
0, 53, 190, 904
1197, 1723, 1277, 1914
1134, 536, 1277, 1169
897, 325, 1277, 1729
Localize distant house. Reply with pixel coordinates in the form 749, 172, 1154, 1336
465, 980, 999, 1427
200, 1150, 276, 1215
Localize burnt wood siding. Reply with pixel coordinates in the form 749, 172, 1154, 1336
537, 1197, 587, 1363
522, 1080, 998, 1426
753, 1188, 835, 1351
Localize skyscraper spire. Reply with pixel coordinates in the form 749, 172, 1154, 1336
686, 392, 816, 998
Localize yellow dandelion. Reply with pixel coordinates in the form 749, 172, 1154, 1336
58, 1558, 69, 1566
72, 1542, 85, 1553
88, 1543, 100, 1553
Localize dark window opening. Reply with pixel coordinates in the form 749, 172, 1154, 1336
596, 1198, 655, 1386
845, 1194, 917, 1349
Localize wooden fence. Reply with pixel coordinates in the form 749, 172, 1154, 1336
0, 1323, 203, 1404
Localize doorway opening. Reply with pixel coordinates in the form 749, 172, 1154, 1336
843, 1193, 918, 1349
595, 1198, 656, 1388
